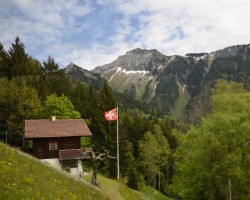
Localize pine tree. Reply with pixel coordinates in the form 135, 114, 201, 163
89, 80, 117, 177
1, 38, 43, 86
118, 124, 135, 176
8, 37, 29, 78
98, 80, 116, 111
0, 43, 9, 78
70, 81, 88, 118
85, 84, 99, 120
42, 56, 72, 98
0, 78, 8, 133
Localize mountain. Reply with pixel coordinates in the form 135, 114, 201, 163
64, 62, 154, 115
91, 48, 193, 118
92, 48, 168, 105
65, 44, 250, 123
64, 62, 105, 89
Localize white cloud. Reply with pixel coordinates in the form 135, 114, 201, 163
114, 0, 250, 55
0, 0, 250, 70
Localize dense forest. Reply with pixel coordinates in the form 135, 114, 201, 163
1, 37, 250, 199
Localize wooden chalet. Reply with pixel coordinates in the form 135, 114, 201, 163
24, 117, 92, 175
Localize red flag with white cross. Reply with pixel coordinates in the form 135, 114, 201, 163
104, 108, 117, 121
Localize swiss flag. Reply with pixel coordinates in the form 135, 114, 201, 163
104, 108, 117, 121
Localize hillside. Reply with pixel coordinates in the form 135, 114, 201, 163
65, 44, 250, 123
89, 44, 250, 123
63, 45, 250, 127
64, 63, 154, 115
0, 142, 109, 200
0, 143, 170, 200
64, 62, 105, 89
83, 173, 172, 200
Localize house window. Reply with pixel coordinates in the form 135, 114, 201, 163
62, 160, 78, 168
49, 142, 58, 150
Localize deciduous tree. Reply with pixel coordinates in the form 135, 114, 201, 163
42, 94, 80, 119
4, 80, 42, 145
173, 80, 250, 199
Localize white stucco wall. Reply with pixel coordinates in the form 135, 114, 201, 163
41, 158, 61, 169
41, 158, 83, 176
78, 160, 83, 174
70, 160, 83, 176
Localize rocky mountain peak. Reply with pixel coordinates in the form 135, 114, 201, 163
66, 43, 250, 123
126, 48, 147, 55
64, 62, 79, 72
212, 45, 240, 58
92, 48, 167, 74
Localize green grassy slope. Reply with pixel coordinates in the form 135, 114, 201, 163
84, 174, 144, 200
83, 174, 172, 200
0, 142, 109, 200
0, 143, 172, 200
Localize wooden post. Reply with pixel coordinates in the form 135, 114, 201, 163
117, 106, 119, 181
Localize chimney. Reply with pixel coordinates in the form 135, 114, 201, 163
52, 113, 56, 121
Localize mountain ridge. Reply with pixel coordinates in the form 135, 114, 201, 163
65, 44, 250, 123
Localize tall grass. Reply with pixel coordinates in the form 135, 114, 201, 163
0, 143, 109, 200
84, 174, 144, 200
0, 143, 172, 200
83, 173, 172, 200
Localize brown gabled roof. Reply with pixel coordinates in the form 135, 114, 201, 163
25, 119, 92, 139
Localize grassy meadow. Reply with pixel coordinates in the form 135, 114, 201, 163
0, 142, 108, 200
83, 173, 172, 200
0, 142, 172, 200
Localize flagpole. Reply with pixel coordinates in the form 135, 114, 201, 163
117, 106, 120, 181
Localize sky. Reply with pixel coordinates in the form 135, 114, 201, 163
0, 0, 250, 70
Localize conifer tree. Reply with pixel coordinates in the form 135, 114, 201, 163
98, 80, 116, 111
89, 80, 117, 177
85, 84, 99, 120
0, 37, 43, 86
42, 56, 71, 98
0, 78, 8, 133
118, 125, 135, 176
0, 43, 9, 78
93, 80, 117, 151
8, 37, 29, 78
70, 81, 88, 118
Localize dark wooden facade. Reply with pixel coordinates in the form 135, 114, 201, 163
25, 119, 92, 160
32, 137, 81, 159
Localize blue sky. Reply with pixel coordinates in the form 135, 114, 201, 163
1, 0, 250, 70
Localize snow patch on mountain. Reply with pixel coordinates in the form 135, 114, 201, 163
158, 64, 163, 69
120, 69, 149, 75
108, 67, 150, 82
197, 55, 207, 60
109, 67, 122, 82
